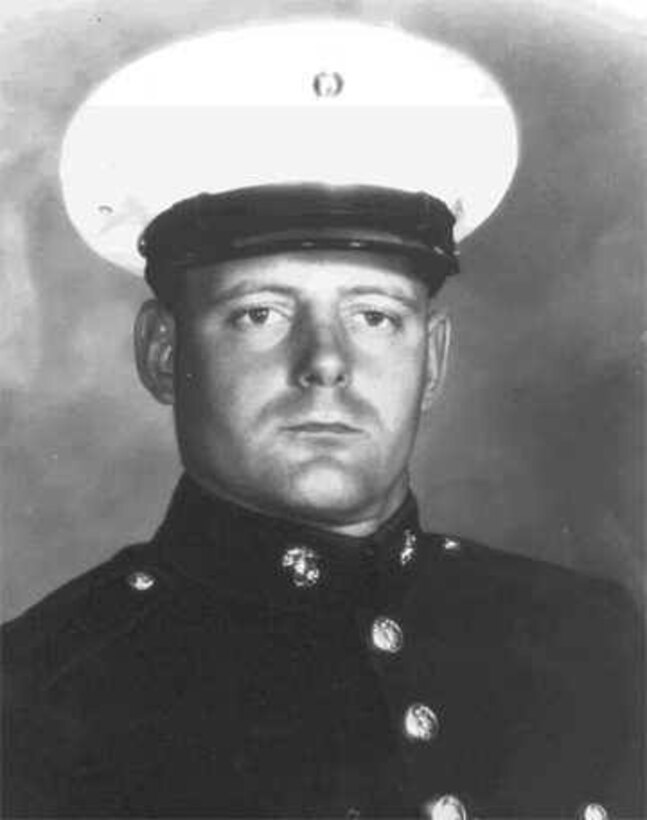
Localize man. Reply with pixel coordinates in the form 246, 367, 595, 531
2, 21, 644, 820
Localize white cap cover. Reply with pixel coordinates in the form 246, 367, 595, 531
59, 19, 519, 274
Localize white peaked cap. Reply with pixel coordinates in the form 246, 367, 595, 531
59, 19, 519, 274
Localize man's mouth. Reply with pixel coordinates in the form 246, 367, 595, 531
285, 421, 362, 435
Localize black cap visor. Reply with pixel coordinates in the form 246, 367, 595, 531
140, 184, 459, 304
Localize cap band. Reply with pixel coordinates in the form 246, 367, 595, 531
139, 184, 458, 302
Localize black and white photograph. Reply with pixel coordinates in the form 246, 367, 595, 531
1, 1, 645, 817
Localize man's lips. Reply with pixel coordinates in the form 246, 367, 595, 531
284, 421, 362, 435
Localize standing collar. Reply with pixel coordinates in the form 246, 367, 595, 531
153, 474, 424, 611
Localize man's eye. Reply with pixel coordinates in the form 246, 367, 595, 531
353, 310, 401, 332
244, 307, 271, 325
231, 306, 285, 328
363, 310, 390, 327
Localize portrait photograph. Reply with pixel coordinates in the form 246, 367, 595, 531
1, 1, 644, 817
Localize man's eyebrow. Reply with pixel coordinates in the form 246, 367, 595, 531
190, 277, 421, 308
341, 285, 419, 309
197, 280, 298, 303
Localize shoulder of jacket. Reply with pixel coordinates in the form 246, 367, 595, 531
420, 528, 631, 597
417, 529, 643, 651
2, 541, 177, 695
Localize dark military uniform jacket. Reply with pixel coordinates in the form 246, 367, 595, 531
2, 475, 644, 818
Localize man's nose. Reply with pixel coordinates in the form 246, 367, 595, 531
291, 314, 350, 389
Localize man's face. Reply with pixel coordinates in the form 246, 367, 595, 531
137, 250, 449, 530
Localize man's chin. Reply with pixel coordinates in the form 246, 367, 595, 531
277, 461, 378, 525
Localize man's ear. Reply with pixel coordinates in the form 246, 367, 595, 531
133, 300, 176, 405
422, 311, 451, 412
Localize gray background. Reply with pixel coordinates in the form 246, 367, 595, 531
1, 0, 645, 621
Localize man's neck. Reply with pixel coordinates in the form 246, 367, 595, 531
187, 473, 411, 540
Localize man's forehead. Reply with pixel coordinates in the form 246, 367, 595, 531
182, 250, 427, 303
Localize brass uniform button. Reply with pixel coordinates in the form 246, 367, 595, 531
403, 703, 440, 742
578, 805, 609, 820
422, 794, 469, 820
126, 570, 156, 592
371, 616, 404, 654
281, 546, 321, 588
